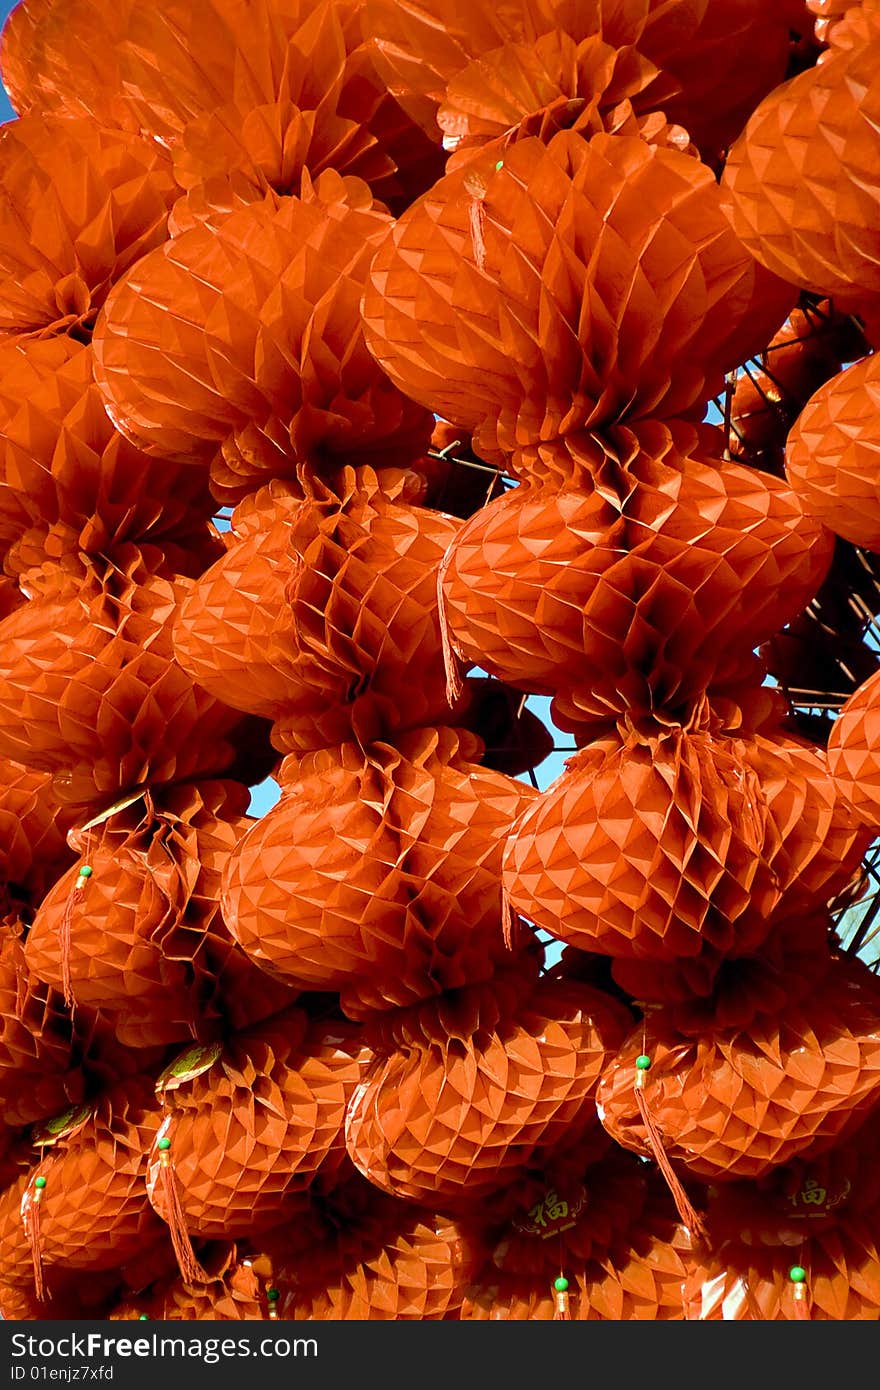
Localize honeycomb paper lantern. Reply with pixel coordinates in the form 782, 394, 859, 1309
0, 922, 86, 1128
145, 1007, 370, 1240
220, 726, 537, 1016
438, 420, 833, 723
722, 15, 880, 297
363, 0, 788, 155
362, 129, 795, 475
0, 551, 257, 810
827, 665, 880, 825
785, 354, 880, 552
0, 1076, 166, 1298
344, 968, 632, 1205
92, 178, 433, 496
174, 472, 464, 749
280, 1192, 488, 1320
502, 713, 787, 965
0, 337, 219, 578
0, 114, 177, 338
24, 781, 293, 1048
597, 955, 880, 1181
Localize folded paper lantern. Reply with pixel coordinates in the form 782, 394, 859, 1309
463, 1172, 694, 1319
0, 758, 76, 906
0, 114, 177, 338
705, 1108, 880, 1252
0, 922, 86, 1128
0, 1076, 166, 1299
145, 1007, 370, 1243
0, 550, 255, 810
364, 0, 788, 155
785, 354, 880, 552
277, 1189, 487, 1320
362, 129, 795, 475
722, 15, 880, 298
438, 421, 832, 722
0, 337, 219, 578
503, 713, 786, 964
0, 1269, 122, 1322
25, 781, 293, 1048
221, 726, 536, 1016
827, 665, 880, 824
610, 910, 834, 1015
174, 473, 463, 749
344, 968, 632, 1205
597, 955, 880, 1181
683, 1213, 880, 1320
93, 177, 433, 499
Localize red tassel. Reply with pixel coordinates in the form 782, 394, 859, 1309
159, 1150, 210, 1285
501, 888, 516, 950
23, 1182, 47, 1303
58, 847, 92, 1010
436, 554, 464, 706
634, 1073, 709, 1244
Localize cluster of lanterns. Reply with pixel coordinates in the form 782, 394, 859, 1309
0, 0, 879, 1321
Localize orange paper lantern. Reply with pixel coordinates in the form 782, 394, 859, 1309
220, 727, 536, 1015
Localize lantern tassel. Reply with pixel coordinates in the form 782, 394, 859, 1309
501, 888, 516, 950
794, 1286, 810, 1320
24, 1183, 47, 1303
634, 1067, 709, 1244
436, 554, 464, 706
159, 1149, 210, 1285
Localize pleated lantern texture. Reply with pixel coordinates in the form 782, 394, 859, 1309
174, 473, 463, 751
361, 129, 795, 480
722, 12, 880, 300
785, 353, 880, 553
827, 665, 880, 826
145, 1007, 370, 1241
363, 0, 789, 157
92, 180, 432, 502
461, 1153, 694, 1320
0, 0, 443, 219
0, 336, 219, 580
0, 1075, 166, 1298
24, 781, 295, 1048
596, 955, 880, 1182
437, 420, 833, 725
344, 969, 632, 1206
220, 727, 536, 1017
0, 923, 86, 1129
279, 1192, 487, 1320
502, 715, 792, 965
0, 113, 177, 338
0, 551, 257, 811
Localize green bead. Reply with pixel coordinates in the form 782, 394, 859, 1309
138, 1315, 150, 1321
78, 865, 93, 878
494, 160, 504, 170
157, 1137, 171, 1151
33, 1176, 47, 1190
789, 1266, 807, 1284
266, 1288, 280, 1302
553, 1276, 569, 1293
635, 1055, 651, 1071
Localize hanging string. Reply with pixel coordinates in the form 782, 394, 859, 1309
633, 1053, 709, 1243
156, 1136, 210, 1285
